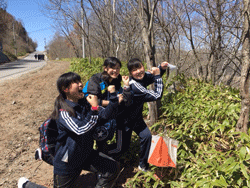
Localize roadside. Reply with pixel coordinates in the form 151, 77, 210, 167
0, 60, 70, 187
0, 52, 46, 83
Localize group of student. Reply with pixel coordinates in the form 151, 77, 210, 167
18, 57, 169, 188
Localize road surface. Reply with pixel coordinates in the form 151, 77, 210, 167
0, 52, 46, 83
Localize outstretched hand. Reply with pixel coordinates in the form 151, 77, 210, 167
161, 61, 169, 70
148, 67, 160, 75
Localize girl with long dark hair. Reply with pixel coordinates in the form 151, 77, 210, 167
19, 72, 120, 188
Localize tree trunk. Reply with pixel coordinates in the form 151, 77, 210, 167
236, 0, 250, 133
141, 19, 158, 126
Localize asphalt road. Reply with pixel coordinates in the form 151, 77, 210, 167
0, 52, 47, 83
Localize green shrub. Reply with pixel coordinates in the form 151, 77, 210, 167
68, 59, 250, 187
149, 77, 250, 188
69, 57, 129, 84
17, 51, 27, 57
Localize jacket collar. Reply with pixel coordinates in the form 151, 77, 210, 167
65, 99, 79, 108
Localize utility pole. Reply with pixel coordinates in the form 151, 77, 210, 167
81, 0, 85, 58
13, 21, 17, 56
44, 37, 47, 60
44, 38, 46, 51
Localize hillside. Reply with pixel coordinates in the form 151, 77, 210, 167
0, 8, 37, 62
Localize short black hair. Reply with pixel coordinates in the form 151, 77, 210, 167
127, 58, 143, 72
103, 57, 121, 68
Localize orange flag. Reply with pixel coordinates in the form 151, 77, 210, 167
148, 135, 178, 168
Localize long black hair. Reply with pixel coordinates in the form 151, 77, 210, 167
102, 57, 122, 81
50, 72, 82, 119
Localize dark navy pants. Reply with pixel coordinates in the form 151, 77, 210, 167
24, 151, 120, 188
110, 118, 152, 169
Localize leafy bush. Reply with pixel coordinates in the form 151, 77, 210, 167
69, 57, 128, 85
17, 51, 27, 57
68, 58, 250, 187
69, 58, 103, 83
148, 77, 250, 188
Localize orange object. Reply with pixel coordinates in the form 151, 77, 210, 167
148, 135, 178, 168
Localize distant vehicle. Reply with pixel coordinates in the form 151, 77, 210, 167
37, 54, 44, 60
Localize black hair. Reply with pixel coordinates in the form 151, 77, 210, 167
50, 72, 82, 119
102, 57, 122, 81
103, 57, 122, 68
127, 58, 143, 72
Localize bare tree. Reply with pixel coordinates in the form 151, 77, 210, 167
195, 0, 242, 85
87, 0, 117, 56
41, 0, 92, 59
154, 1, 181, 64
236, 0, 250, 134
128, 0, 160, 125
111, 0, 144, 60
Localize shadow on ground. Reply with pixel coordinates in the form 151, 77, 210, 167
74, 164, 136, 188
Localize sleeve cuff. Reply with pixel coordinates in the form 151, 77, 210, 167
154, 74, 161, 79
109, 92, 118, 101
123, 85, 130, 91
89, 109, 98, 115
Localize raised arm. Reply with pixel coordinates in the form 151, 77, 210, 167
58, 110, 98, 135
131, 67, 164, 102
121, 75, 133, 106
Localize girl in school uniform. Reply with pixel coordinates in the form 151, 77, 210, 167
19, 72, 120, 188
83, 57, 132, 157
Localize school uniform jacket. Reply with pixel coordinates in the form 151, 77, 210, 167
84, 73, 122, 101
83, 73, 132, 106
124, 65, 166, 130
83, 72, 133, 119
53, 93, 118, 176
83, 72, 133, 155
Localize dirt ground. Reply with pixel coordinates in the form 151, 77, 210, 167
0, 61, 136, 188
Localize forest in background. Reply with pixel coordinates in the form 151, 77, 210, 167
0, 0, 246, 89
43, 0, 244, 88
43, 0, 249, 132
0, 1, 37, 62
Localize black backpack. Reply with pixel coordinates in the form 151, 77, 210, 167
38, 118, 58, 165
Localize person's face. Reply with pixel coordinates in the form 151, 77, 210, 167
65, 80, 84, 102
104, 64, 121, 80
130, 64, 145, 80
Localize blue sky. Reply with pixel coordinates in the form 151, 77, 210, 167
6, 0, 54, 52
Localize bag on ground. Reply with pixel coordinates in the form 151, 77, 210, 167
148, 135, 179, 168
